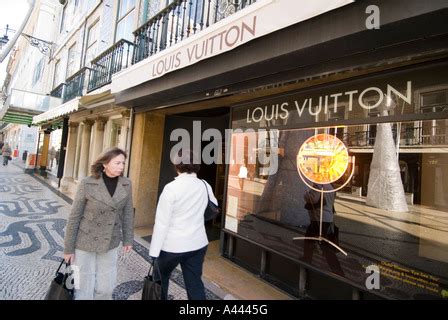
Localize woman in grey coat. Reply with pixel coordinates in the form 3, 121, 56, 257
63, 147, 134, 300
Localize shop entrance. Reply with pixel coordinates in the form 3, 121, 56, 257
157, 107, 230, 241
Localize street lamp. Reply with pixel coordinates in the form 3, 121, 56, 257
0, 25, 16, 51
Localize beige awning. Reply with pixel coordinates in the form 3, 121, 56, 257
79, 87, 113, 107
32, 97, 80, 125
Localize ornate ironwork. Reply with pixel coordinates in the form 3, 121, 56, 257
88, 39, 135, 93
21, 33, 53, 56
132, 0, 258, 65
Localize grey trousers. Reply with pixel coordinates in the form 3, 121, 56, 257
73, 247, 118, 300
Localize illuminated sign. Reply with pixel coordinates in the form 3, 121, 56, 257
297, 134, 349, 184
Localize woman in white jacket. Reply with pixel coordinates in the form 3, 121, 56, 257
149, 150, 218, 300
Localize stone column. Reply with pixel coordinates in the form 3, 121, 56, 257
77, 120, 94, 180
91, 117, 107, 162
38, 129, 51, 177
118, 110, 130, 151
102, 120, 112, 150
129, 112, 165, 228
73, 124, 83, 180
61, 122, 79, 189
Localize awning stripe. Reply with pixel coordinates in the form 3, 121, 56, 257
32, 98, 80, 124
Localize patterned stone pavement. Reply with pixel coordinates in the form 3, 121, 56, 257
0, 162, 220, 300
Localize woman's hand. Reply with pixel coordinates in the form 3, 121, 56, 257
123, 245, 132, 254
64, 254, 75, 264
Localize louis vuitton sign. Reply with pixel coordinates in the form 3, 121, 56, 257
112, 0, 354, 94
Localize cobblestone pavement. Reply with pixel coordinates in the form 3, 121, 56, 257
0, 162, 220, 300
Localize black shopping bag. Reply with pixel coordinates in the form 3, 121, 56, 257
141, 260, 163, 300
44, 260, 74, 300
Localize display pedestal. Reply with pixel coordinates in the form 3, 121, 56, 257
293, 157, 356, 256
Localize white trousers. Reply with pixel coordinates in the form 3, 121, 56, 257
73, 247, 118, 300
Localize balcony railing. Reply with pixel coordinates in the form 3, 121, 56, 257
133, 0, 257, 64
87, 39, 135, 93
63, 67, 89, 103
50, 83, 65, 99
344, 125, 448, 147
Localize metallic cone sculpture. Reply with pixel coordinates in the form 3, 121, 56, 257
366, 95, 408, 212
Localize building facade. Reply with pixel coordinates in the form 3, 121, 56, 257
111, 0, 448, 299
0, 0, 61, 165
2, 0, 447, 300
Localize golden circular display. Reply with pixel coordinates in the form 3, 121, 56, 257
297, 133, 349, 184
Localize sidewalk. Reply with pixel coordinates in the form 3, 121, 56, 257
4, 160, 292, 300
0, 162, 212, 300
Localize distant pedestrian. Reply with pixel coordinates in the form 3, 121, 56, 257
55, 149, 60, 166
2, 143, 12, 166
63, 147, 134, 300
149, 149, 218, 300
48, 146, 56, 168
238, 162, 248, 190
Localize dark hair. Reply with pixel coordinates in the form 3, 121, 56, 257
173, 149, 200, 174
91, 147, 127, 179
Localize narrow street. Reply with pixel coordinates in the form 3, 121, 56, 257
0, 162, 219, 300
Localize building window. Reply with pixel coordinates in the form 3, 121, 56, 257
53, 60, 63, 88
60, 0, 76, 34
67, 43, 77, 77
115, 0, 136, 42
60, 4, 67, 33
421, 89, 448, 113
327, 105, 346, 142
32, 57, 44, 87
85, 20, 99, 66
420, 89, 448, 145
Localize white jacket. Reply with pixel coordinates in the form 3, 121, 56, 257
149, 173, 218, 257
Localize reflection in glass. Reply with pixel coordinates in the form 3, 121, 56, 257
297, 133, 349, 184
225, 120, 448, 299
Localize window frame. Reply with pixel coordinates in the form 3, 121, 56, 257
115, 0, 136, 42
66, 42, 78, 78
84, 19, 100, 66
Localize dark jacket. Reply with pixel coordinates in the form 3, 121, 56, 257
64, 175, 134, 254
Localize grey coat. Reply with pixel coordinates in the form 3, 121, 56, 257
64, 175, 134, 254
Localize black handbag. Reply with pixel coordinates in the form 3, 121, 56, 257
142, 260, 163, 300
201, 180, 220, 221
44, 260, 74, 300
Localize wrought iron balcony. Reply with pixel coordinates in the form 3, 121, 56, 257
133, 0, 257, 64
87, 39, 135, 93
343, 125, 448, 147
63, 67, 89, 103
50, 83, 65, 99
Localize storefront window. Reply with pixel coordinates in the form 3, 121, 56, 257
47, 129, 62, 175
225, 63, 448, 299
